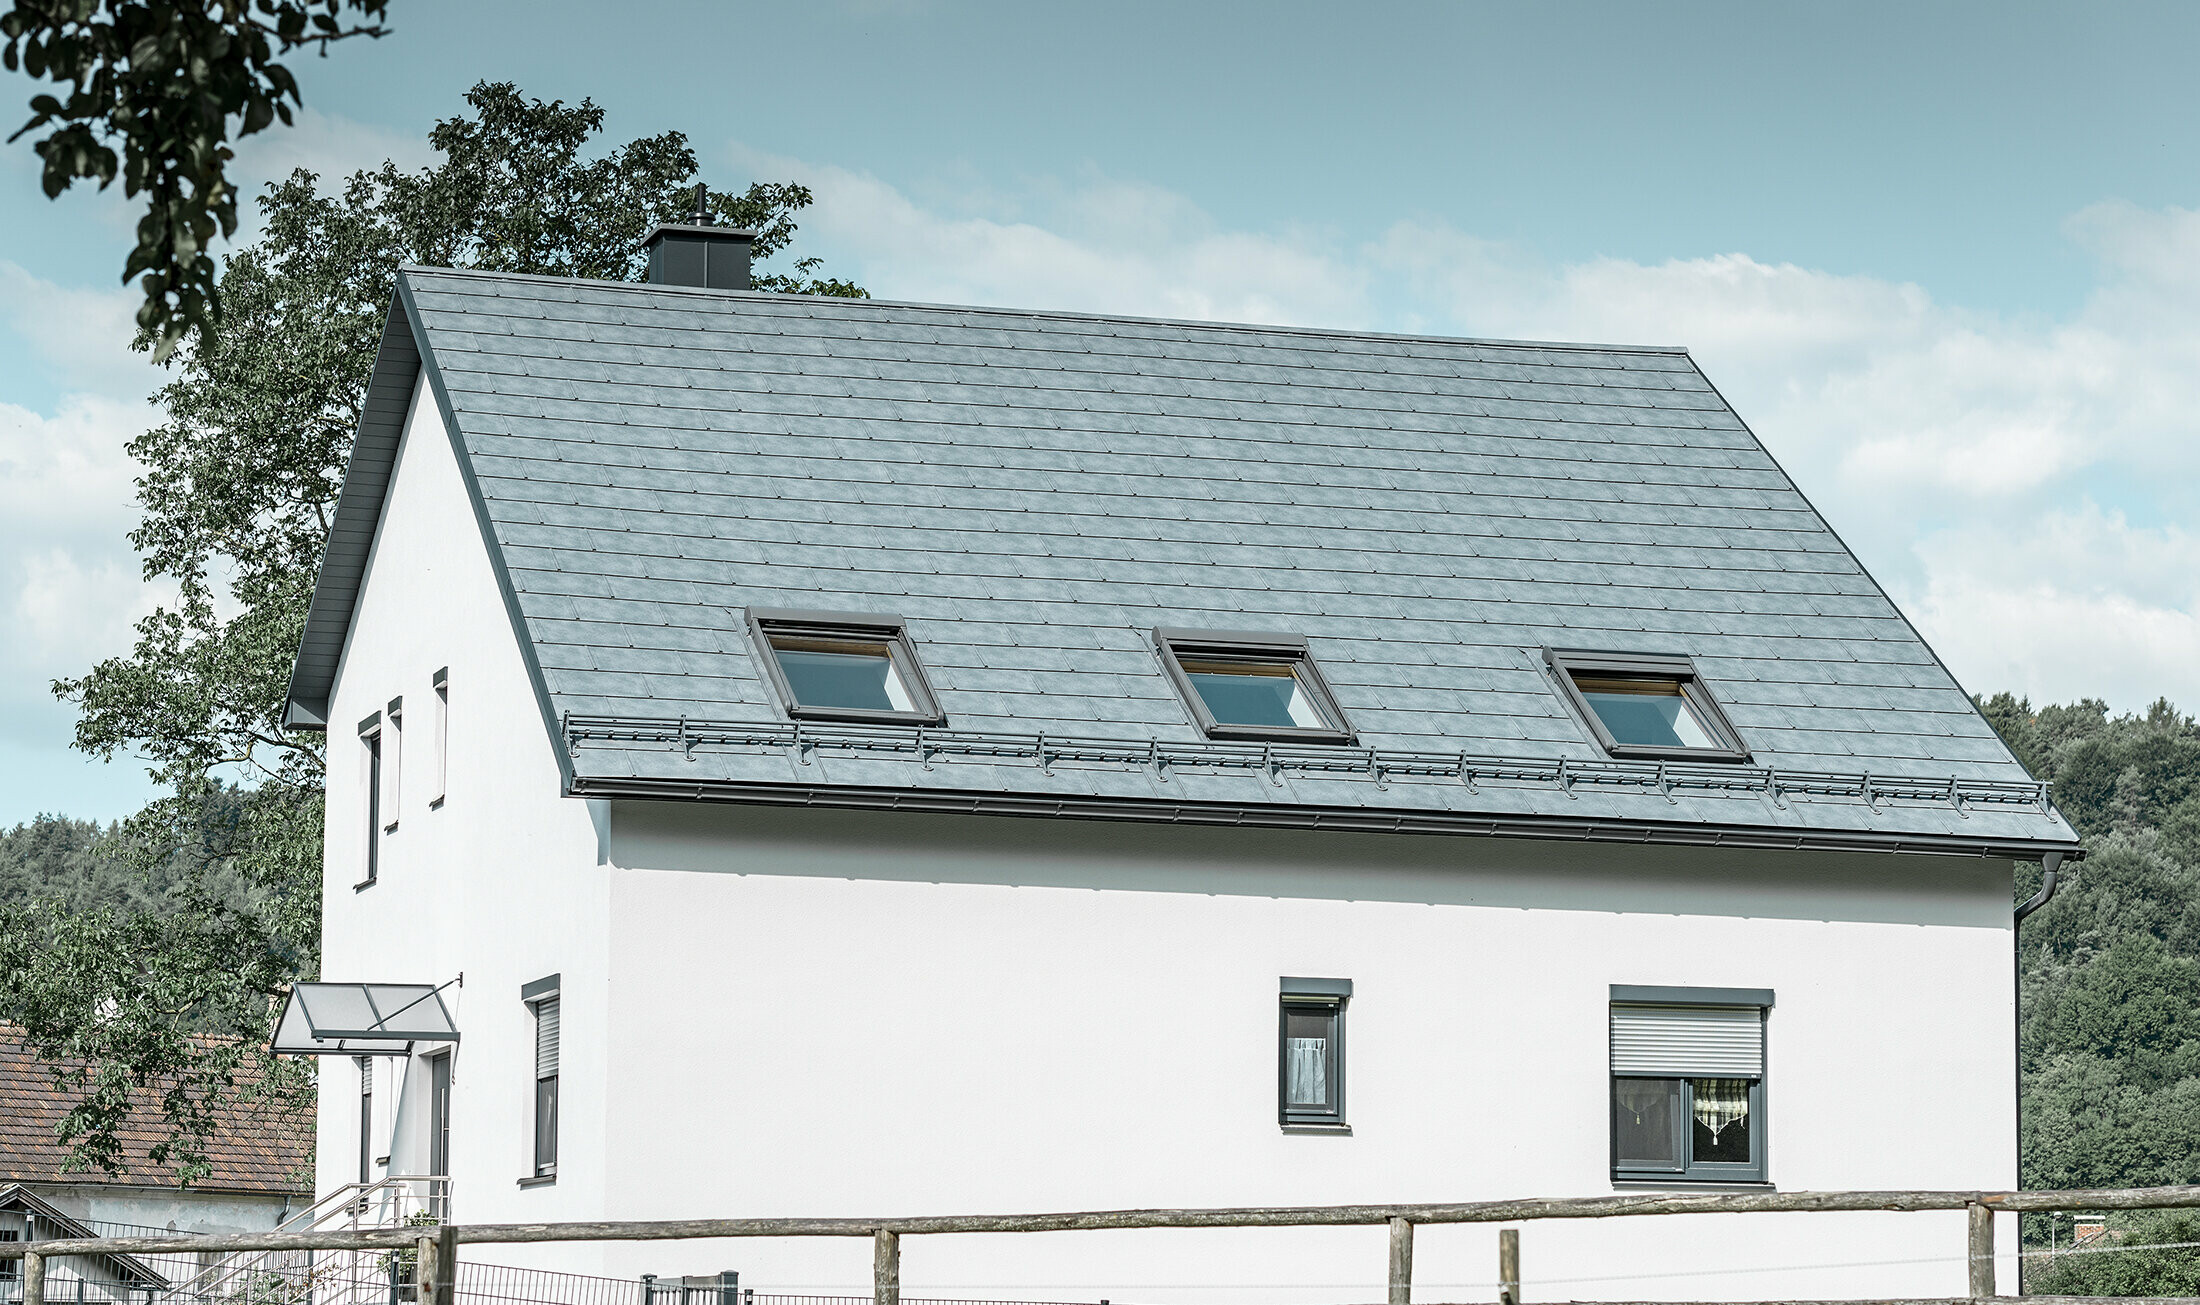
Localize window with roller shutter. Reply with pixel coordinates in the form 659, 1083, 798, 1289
1609, 986, 1770, 1184
523, 975, 561, 1182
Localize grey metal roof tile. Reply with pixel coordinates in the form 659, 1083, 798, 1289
277, 268, 2071, 848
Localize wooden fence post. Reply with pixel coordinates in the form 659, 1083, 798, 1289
1387, 1216, 1413, 1305
22, 1250, 43, 1305
872, 1229, 900, 1305
431, 1223, 458, 1305
416, 1232, 441, 1305
1967, 1201, 1995, 1300
1498, 1227, 1520, 1305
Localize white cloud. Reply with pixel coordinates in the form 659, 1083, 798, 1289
12, 547, 155, 668
734, 148, 1374, 329
0, 395, 161, 683
229, 105, 437, 194
1897, 504, 2200, 711
727, 150, 2200, 712
0, 393, 145, 546
0, 261, 161, 402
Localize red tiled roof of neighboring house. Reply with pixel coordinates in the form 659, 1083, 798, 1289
0, 1025, 311, 1195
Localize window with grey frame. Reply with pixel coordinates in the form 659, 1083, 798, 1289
358, 714, 382, 887
356, 1055, 374, 1186
1610, 986, 1770, 1184
746, 609, 945, 725
1158, 630, 1354, 744
429, 668, 448, 808
523, 976, 560, 1181
1546, 649, 1750, 762
1279, 977, 1350, 1129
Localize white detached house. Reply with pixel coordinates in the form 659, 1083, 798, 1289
278, 222, 2082, 1303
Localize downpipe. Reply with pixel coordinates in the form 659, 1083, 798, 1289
2015, 849, 2064, 923
2013, 847, 2065, 1287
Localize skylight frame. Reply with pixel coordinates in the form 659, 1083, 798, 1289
1544, 648, 1751, 763
1155, 628, 1356, 745
747, 607, 946, 726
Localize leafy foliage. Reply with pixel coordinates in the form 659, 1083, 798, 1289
2, 0, 391, 357
1981, 693, 2200, 1291
2025, 1211, 2200, 1296
4, 80, 862, 1181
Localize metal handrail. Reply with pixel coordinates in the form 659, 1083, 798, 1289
155, 1175, 448, 1304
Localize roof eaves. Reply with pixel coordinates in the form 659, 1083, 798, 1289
282, 298, 421, 730
281, 273, 574, 791
568, 772, 2085, 863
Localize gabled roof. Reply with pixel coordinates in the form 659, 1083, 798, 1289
0, 1026, 311, 1196
287, 267, 2080, 858
0, 1185, 171, 1284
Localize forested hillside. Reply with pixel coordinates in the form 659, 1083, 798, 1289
1, 793, 253, 914
0, 816, 142, 909
1975, 694, 2200, 1290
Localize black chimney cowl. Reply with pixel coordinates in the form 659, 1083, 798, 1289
643, 223, 755, 291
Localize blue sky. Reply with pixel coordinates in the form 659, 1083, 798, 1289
5, 0, 2200, 825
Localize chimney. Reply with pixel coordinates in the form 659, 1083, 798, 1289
644, 185, 754, 290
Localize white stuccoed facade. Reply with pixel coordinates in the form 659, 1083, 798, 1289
311, 374, 2024, 1303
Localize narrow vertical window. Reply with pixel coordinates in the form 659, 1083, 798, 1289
1279, 977, 1351, 1131
1610, 985, 1770, 1183
430, 668, 449, 808
384, 697, 403, 832
356, 1055, 374, 1186
358, 714, 382, 887
522, 974, 561, 1182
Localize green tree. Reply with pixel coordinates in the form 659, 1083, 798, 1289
2026, 1212, 2200, 1297
3, 0, 392, 357
1, 80, 863, 1180
1989, 692, 2200, 1293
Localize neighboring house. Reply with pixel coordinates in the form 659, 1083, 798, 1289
0, 1026, 310, 1301
0, 1186, 171, 1305
279, 223, 2082, 1303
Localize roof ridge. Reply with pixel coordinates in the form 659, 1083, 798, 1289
395, 264, 1697, 359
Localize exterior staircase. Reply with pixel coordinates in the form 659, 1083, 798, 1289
159, 1177, 448, 1305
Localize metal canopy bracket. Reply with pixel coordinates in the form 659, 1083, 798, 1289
273, 981, 460, 1056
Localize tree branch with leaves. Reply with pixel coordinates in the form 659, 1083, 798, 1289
3, 0, 393, 357
5, 80, 865, 1181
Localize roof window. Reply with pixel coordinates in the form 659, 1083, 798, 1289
748, 609, 944, 725
1545, 649, 1748, 762
1156, 629, 1353, 744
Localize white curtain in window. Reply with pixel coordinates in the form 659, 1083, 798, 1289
1614, 1078, 1671, 1124
1286, 1036, 1327, 1106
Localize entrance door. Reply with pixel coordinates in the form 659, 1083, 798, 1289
427, 1051, 452, 1216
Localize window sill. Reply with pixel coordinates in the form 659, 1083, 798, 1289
1611, 1178, 1773, 1192
517, 1175, 556, 1189
1281, 1123, 1353, 1136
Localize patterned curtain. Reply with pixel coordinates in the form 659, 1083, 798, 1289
1286, 1037, 1328, 1106
1693, 1078, 1751, 1142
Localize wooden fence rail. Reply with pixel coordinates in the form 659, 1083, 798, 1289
3, 1184, 2198, 1305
